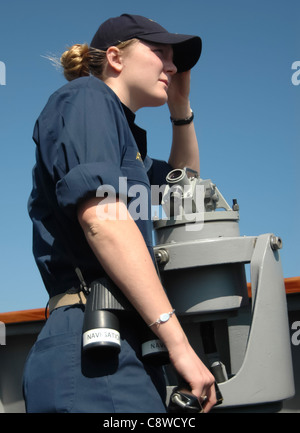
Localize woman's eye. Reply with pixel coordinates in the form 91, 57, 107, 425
153, 49, 164, 56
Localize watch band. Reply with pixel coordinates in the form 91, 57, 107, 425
170, 110, 194, 126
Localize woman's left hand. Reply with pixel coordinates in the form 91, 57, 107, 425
167, 70, 191, 117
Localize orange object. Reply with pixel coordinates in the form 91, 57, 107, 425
0, 308, 46, 324
247, 276, 300, 298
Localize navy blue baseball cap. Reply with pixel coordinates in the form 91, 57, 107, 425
90, 14, 202, 73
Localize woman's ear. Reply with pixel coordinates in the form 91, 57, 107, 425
106, 47, 124, 73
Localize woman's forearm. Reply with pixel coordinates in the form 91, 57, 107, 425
77, 197, 187, 348
167, 71, 200, 174
168, 121, 200, 173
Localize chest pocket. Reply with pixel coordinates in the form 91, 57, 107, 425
121, 137, 150, 189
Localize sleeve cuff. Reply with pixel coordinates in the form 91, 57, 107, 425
56, 162, 124, 219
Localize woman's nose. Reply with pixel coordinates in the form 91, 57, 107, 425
165, 59, 177, 75
164, 47, 177, 75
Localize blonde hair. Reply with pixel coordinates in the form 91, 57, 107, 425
60, 39, 138, 82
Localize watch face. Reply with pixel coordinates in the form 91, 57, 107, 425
160, 313, 170, 322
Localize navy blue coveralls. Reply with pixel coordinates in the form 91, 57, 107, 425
23, 76, 173, 413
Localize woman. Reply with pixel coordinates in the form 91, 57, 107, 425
23, 14, 216, 413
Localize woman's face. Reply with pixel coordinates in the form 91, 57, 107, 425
116, 40, 177, 111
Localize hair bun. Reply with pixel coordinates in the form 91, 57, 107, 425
60, 44, 90, 81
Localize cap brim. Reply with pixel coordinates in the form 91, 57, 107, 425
138, 33, 202, 72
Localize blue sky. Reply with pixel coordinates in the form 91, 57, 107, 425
0, 0, 299, 312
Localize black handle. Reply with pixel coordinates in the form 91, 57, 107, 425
168, 382, 223, 413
